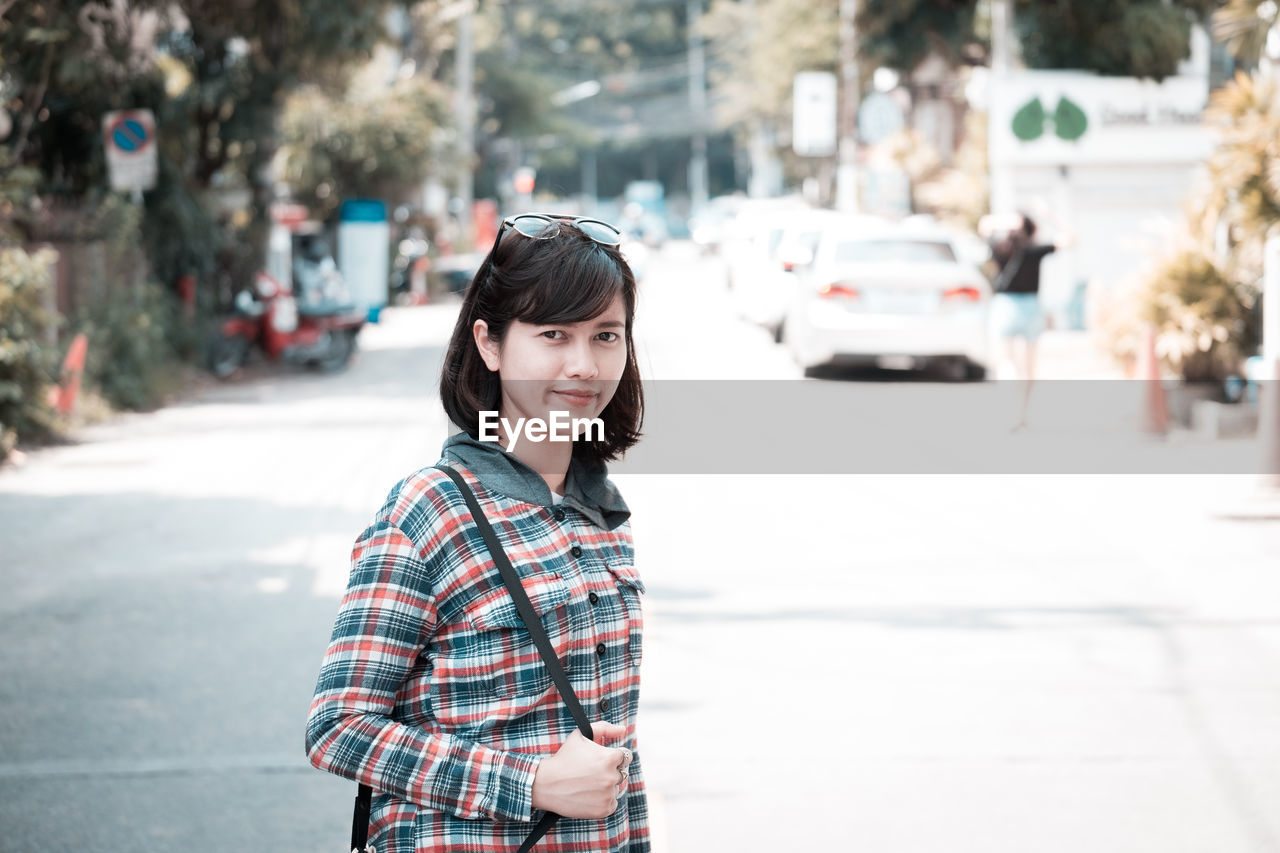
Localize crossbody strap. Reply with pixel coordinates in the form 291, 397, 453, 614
351, 465, 593, 853
433, 464, 594, 737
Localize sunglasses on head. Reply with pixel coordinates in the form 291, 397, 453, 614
498, 213, 624, 247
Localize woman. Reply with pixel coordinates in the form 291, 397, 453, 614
980, 211, 1074, 429
306, 213, 649, 852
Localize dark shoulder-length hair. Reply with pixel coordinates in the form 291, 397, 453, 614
439, 223, 644, 465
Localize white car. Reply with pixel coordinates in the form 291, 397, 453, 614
721, 199, 821, 339
782, 217, 992, 380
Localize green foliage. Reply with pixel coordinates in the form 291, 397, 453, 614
0, 149, 44, 243
1200, 70, 1280, 261
703, 0, 839, 133
280, 76, 457, 220
461, 0, 692, 197
75, 278, 183, 411
0, 247, 59, 459
857, 0, 985, 73
0, 1, 170, 197
2, 0, 393, 315
905, 109, 989, 231
142, 155, 220, 307
1118, 70, 1279, 381
1016, 0, 1216, 81
1212, 0, 1280, 67
1141, 249, 1257, 382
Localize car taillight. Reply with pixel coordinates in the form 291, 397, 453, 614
943, 286, 982, 302
818, 282, 860, 299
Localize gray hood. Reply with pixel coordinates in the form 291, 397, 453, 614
440, 431, 631, 531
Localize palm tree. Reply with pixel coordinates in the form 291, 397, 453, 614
1213, 0, 1280, 68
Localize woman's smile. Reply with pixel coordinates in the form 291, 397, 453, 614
551, 387, 598, 408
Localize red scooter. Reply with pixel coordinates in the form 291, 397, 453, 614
207, 271, 366, 379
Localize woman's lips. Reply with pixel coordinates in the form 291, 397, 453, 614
552, 390, 596, 407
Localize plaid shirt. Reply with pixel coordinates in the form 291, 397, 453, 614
306, 443, 649, 852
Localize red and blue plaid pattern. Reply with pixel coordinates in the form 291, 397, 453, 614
306, 462, 649, 852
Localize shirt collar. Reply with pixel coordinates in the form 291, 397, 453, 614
440, 431, 631, 530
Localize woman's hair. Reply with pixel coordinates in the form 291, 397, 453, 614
440, 222, 644, 465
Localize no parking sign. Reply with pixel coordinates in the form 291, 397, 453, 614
102, 109, 157, 194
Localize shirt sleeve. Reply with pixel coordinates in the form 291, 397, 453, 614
625, 749, 651, 851
305, 518, 541, 823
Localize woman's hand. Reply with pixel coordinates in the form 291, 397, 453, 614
531, 722, 632, 819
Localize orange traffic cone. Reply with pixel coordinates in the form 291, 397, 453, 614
45, 333, 88, 416
1139, 324, 1168, 435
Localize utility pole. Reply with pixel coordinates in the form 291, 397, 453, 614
454, 4, 475, 249
836, 0, 860, 213
688, 0, 709, 212
988, 0, 1016, 215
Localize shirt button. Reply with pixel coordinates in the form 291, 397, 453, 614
596, 642, 607, 657
599, 699, 610, 713
588, 592, 600, 605
570, 545, 583, 558
553, 508, 566, 522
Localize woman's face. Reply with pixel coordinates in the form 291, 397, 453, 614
473, 292, 629, 428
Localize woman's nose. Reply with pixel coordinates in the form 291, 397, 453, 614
563, 338, 599, 379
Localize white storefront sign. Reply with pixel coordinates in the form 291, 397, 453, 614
990, 70, 1212, 167
987, 69, 1216, 311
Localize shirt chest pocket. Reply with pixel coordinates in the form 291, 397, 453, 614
604, 562, 645, 669
464, 573, 575, 699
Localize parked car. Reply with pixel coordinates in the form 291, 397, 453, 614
731, 208, 849, 342
689, 195, 746, 254
781, 217, 992, 380
720, 196, 811, 292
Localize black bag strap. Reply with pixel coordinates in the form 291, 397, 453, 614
350, 464, 594, 853
351, 785, 372, 853
993, 246, 1026, 293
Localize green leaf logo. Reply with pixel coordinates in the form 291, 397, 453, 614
1053, 97, 1088, 141
1012, 97, 1046, 141
1012, 95, 1089, 143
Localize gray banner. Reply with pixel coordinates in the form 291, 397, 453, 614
591, 380, 1275, 474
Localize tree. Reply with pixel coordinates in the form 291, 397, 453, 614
158, 0, 391, 289
1212, 0, 1280, 67
278, 75, 456, 221
440, 0, 694, 200
1015, 0, 1220, 81
702, 0, 839, 132
1, 1, 392, 289
0, 1, 171, 201
857, 0, 985, 74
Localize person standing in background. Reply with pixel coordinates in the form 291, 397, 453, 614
980, 211, 1075, 430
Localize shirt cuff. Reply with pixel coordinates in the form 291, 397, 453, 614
485, 748, 542, 823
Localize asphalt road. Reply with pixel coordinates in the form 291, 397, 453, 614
2, 243, 1279, 852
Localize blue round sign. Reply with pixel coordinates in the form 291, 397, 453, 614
110, 117, 149, 153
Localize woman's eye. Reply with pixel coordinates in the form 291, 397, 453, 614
596, 331, 620, 342
540, 330, 565, 340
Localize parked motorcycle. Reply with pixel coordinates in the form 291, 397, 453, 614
207, 270, 365, 379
